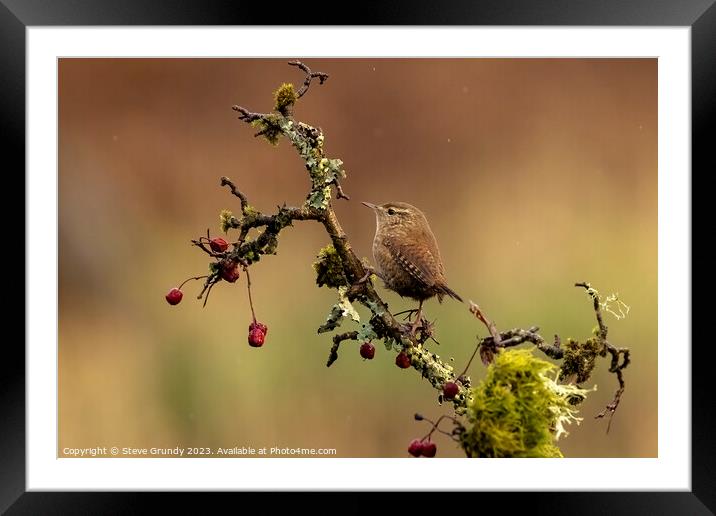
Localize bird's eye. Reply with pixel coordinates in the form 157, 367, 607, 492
387, 208, 396, 215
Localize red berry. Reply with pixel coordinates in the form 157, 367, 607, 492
359, 342, 375, 360
408, 439, 423, 457
248, 328, 265, 347
165, 288, 183, 305
220, 261, 240, 283
395, 351, 411, 369
209, 237, 229, 253
421, 441, 437, 458
248, 321, 268, 347
443, 381, 460, 400
249, 321, 268, 335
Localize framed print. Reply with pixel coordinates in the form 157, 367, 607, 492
5, 0, 711, 512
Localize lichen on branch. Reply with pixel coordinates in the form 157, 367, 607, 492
574, 282, 631, 432
226, 61, 471, 408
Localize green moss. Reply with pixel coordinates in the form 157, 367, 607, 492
559, 337, 603, 384
273, 207, 294, 230
251, 114, 283, 145
263, 234, 279, 255
460, 349, 590, 458
243, 205, 259, 218
242, 249, 260, 264
312, 245, 348, 289
273, 82, 297, 115
219, 209, 239, 233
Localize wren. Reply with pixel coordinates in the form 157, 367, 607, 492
362, 201, 462, 332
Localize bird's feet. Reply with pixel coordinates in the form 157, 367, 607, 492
346, 266, 379, 297
408, 316, 422, 336
394, 308, 420, 321
401, 316, 437, 344
401, 301, 424, 339
354, 265, 379, 286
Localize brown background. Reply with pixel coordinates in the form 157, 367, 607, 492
59, 58, 657, 457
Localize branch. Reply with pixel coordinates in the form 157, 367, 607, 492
576, 281, 608, 340
288, 60, 329, 99
231, 105, 263, 123
575, 282, 630, 431
224, 62, 471, 407
474, 325, 564, 366
468, 301, 502, 344
220, 176, 248, 212
327, 331, 358, 367
496, 326, 564, 359
217, 178, 323, 263
333, 180, 351, 201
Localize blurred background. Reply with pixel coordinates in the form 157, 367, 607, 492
59, 58, 657, 458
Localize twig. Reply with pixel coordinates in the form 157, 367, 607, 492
595, 372, 625, 433
575, 282, 629, 432
220, 176, 249, 213
496, 326, 564, 359
231, 105, 263, 123
456, 339, 482, 380
287, 60, 329, 99
327, 331, 358, 367
216, 177, 325, 263
468, 301, 501, 345
333, 180, 350, 201
178, 275, 208, 290
197, 276, 219, 308
191, 239, 224, 257
418, 414, 462, 443
245, 267, 256, 322
576, 282, 608, 340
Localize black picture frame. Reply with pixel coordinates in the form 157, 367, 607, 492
3, 1, 710, 513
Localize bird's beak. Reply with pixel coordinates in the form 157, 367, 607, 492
361, 201, 377, 210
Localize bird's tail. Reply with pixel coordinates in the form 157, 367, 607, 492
438, 284, 463, 303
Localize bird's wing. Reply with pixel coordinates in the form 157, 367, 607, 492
384, 237, 442, 288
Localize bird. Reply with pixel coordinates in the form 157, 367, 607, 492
362, 201, 463, 333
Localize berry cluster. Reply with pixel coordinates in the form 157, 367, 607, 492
407, 438, 437, 458
165, 232, 268, 348
357, 343, 413, 369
